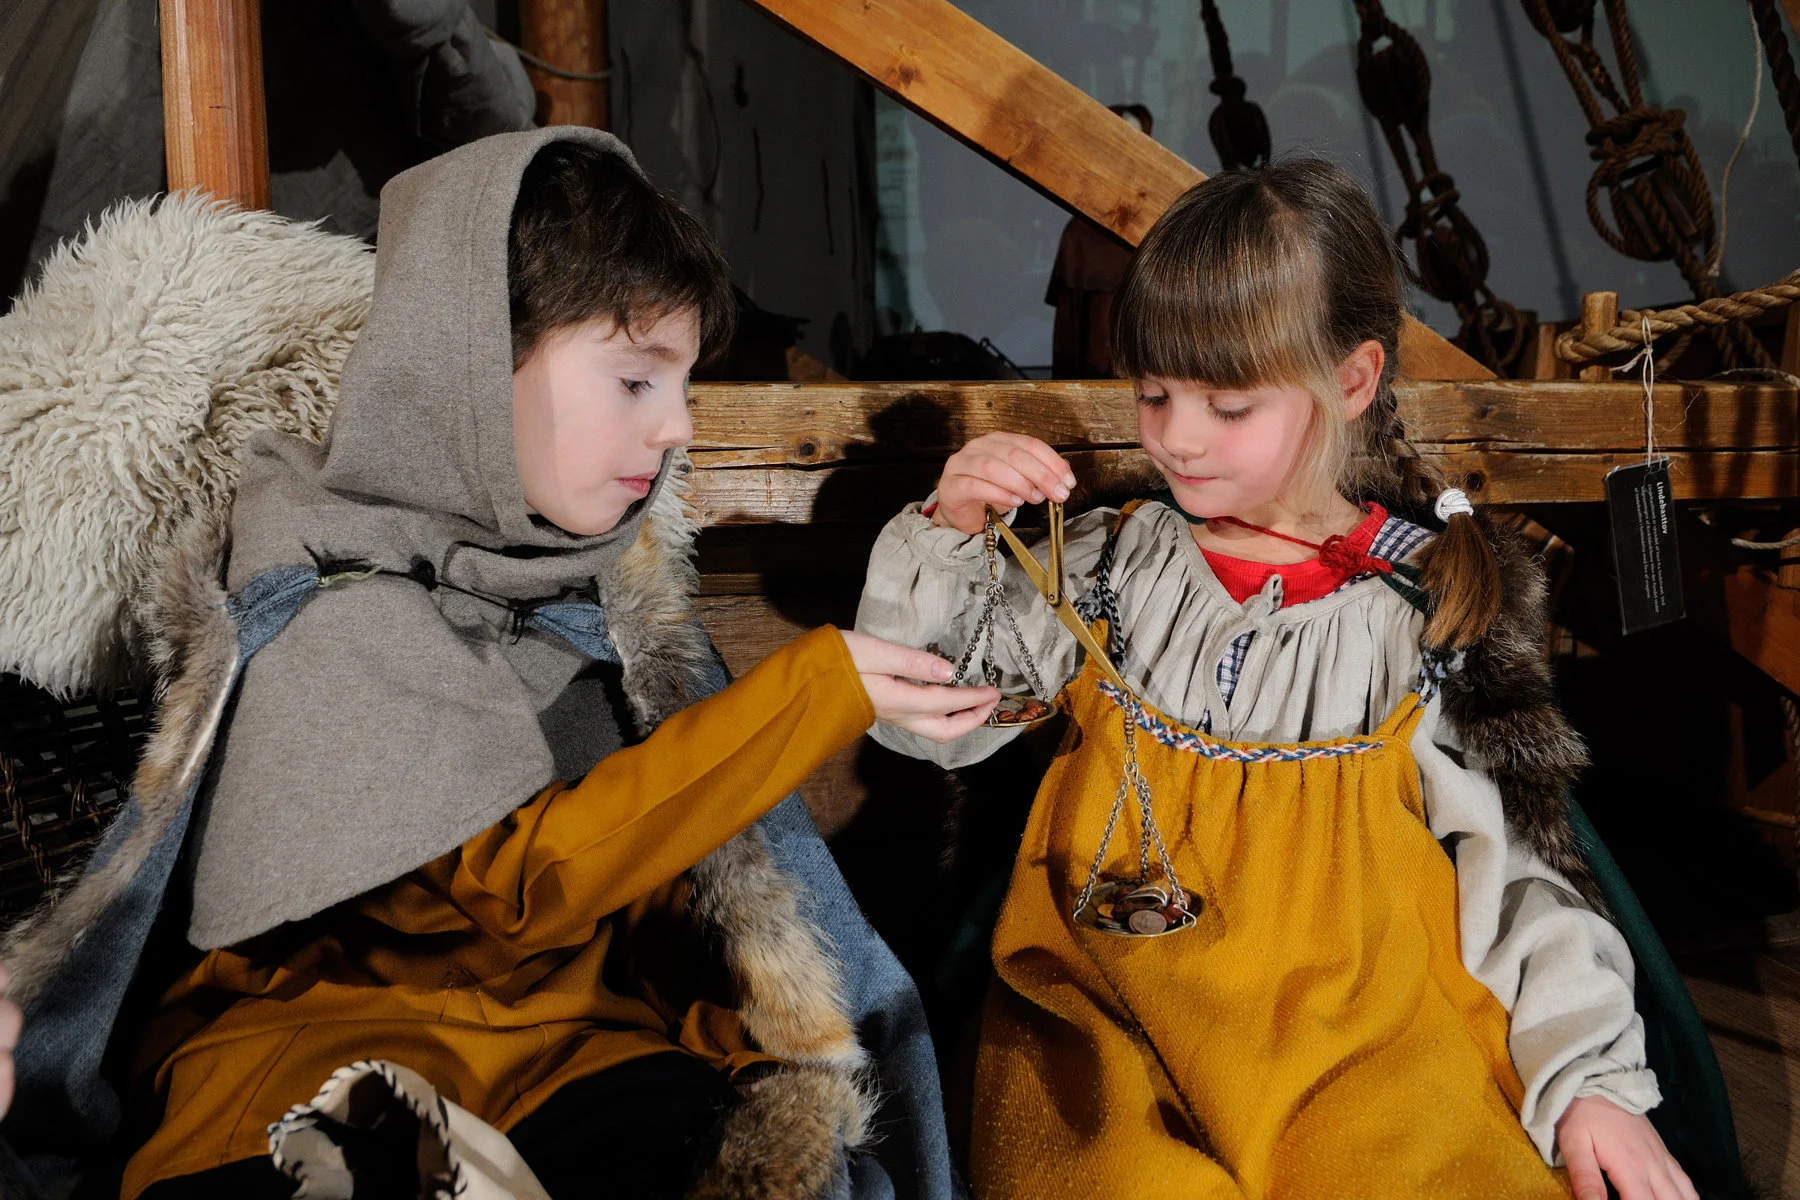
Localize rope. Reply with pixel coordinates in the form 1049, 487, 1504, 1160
1732, 530, 1800, 550
1710, 1, 1764, 277
1520, 0, 1775, 371
1553, 268, 1800, 361
1199, 0, 1271, 169
1750, 0, 1800, 173
1352, 0, 1527, 373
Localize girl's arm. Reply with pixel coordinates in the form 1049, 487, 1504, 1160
1410, 708, 1661, 1162
855, 499, 1112, 769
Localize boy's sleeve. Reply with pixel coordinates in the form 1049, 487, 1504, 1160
1410, 705, 1661, 1165
856, 498, 1105, 769
426, 626, 875, 952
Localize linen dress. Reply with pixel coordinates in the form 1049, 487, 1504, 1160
856, 498, 1659, 1187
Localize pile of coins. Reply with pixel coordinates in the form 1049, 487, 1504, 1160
988, 695, 1054, 727
1078, 881, 1199, 937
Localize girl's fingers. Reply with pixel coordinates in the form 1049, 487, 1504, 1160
1001, 444, 1071, 503
965, 456, 1041, 505
944, 464, 1028, 510
0, 998, 17, 1052
1563, 1133, 1607, 1200
1652, 1159, 1698, 1200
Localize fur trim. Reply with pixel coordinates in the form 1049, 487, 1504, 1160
603, 453, 875, 1190
690, 1068, 870, 1200
1438, 513, 1602, 910
0, 514, 236, 1012
0, 193, 373, 695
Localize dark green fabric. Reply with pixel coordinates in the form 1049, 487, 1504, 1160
1565, 797, 1750, 1200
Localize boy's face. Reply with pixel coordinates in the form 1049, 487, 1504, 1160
512, 307, 699, 535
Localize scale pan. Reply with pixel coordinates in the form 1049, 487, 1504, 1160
985, 693, 1059, 730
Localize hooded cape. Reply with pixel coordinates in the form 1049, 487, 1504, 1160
195, 126, 665, 949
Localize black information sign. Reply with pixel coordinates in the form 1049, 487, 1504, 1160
1606, 458, 1684, 635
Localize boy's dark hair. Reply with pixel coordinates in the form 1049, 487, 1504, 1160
508, 142, 735, 367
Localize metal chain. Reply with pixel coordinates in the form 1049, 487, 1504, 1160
950, 514, 1050, 699
1073, 695, 1184, 918
1074, 757, 1134, 918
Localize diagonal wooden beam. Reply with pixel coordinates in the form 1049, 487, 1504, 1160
740, 0, 1491, 380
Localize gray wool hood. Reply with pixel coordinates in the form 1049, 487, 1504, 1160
196, 127, 673, 950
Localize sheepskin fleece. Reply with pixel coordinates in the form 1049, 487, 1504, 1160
0, 193, 374, 695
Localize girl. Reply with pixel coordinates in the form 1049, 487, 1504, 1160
857, 160, 1694, 1200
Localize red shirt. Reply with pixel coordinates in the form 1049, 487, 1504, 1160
1200, 504, 1390, 606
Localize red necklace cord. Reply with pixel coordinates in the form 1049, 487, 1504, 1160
1209, 515, 1395, 578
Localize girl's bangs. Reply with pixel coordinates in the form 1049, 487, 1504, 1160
1112, 199, 1333, 392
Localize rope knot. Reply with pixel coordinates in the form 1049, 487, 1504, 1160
1586, 107, 1685, 172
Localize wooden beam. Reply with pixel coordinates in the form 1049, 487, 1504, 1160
519, 0, 609, 129
681, 379, 1800, 521
684, 449, 1798, 524
160, 0, 269, 207
688, 380, 1798, 458
737, 0, 1490, 381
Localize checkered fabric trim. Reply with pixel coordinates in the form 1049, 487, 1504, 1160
1216, 631, 1254, 705
1367, 514, 1435, 570
1098, 680, 1384, 760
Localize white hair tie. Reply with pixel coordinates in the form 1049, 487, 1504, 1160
1434, 488, 1475, 523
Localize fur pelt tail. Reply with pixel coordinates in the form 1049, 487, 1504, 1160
689, 1068, 870, 1200
1439, 513, 1601, 910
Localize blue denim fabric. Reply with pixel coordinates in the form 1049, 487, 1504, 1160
527, 602, 621, 664
1, 572, 955, 1200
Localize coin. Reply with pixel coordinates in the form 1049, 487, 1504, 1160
1128, 909, 1169, 935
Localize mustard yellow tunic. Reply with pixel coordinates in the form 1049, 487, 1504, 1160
122, 627, 872, 1199
973, 654, 1571, 1199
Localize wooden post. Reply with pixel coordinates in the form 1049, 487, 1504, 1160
1781, 299, 1800, 377
520, 0, 609, 130
1578, 291, 1619, 383
160, 0, 270, 208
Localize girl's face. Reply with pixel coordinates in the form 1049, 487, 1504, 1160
511, 307, 699, 536
1136, 377, 1319, 520
1135, 340, 1384, 521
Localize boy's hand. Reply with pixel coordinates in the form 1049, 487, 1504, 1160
1556, 1094, 1697, 1200
840, 631, 1000, 742
932, 433, 1076, 535
0, 963, 18, 1120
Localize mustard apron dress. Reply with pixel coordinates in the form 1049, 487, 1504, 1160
970, 555, 1573, 1199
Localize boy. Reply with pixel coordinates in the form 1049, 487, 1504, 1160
3, 128, 993, 1200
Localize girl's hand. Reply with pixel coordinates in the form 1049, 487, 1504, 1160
0, 963, 18, 1120
1556, 1095, 1697, 1200
932, 433, 1077, 535
840, 630, 1000, 742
